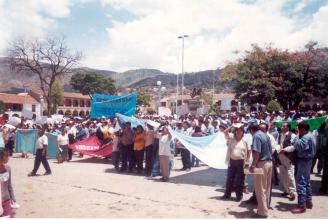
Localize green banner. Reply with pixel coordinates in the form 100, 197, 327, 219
275, 116, 328, 131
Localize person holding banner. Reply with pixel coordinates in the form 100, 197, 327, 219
119, 122, 134, 173
222, 124, 249, 202
159, 126, 172, 182
144, 125, 156, 176
133, 125, 146, 174
28, 128, 52, 176
57, 128, 69, 163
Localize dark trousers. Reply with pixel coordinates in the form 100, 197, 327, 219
5, 141, 14, 156
321, 155, 328, 191
145, 144, 154, 175
111, 151, 120, 170
311, 151, 324, 174
135, 149, 145, 173
224, 159, 245, 198
181, 148, 191, 169
120, 144, 134, 171
32, 149, 51, 174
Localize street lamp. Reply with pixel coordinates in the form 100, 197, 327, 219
154, 81, 166, 113
178, 34, 188, 106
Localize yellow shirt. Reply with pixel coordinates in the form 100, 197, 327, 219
134, 132, 145, 151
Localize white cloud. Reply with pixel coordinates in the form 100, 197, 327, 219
0, 0, 72, 54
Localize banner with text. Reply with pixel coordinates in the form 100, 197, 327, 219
90, 93, 137, 119
68, 136, 113, 157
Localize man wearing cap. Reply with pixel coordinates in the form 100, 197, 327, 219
280, 121, 316, 214
249, 122, 273, 218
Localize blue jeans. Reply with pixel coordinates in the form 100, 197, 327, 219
192, 154, 200, 167
296, 159, 312, 205
151, 154, 160, 177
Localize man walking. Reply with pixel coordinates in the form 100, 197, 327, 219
28, 128, 52, 176
281, 121, 316, 214
249, 123, 273, 218
277, 123, 297, 201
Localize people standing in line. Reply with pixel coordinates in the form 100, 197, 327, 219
158, 126, 172, 182
111, 131, 120, 172
280, 121, 316, 214
222, 124, 249, 201
67, 122, 77, 161
277, 123, 297, 201
144, 124, 156, 176
248, 123, 273, 218
133, 125, 145, 174
57, 128, 69, 163
28, 128, 52, 176
119, 122, 134, 173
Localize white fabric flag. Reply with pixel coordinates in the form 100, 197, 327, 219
169, 128, 228, 169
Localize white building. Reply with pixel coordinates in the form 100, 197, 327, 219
0, 93, 41, 118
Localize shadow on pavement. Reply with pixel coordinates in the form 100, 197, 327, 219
169, 168, 227, 187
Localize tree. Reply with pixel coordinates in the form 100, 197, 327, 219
267, 100, 281, 113
8, 37, 81, 115
70, 72, 116, 98
0, 101, 5, 114
220, 42, 328, 109
51, 80, 64, 113
137, 92, 151, 106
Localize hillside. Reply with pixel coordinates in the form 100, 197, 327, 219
0, 57, 225, 93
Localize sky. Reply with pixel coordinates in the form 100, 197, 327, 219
0, 0, 327, 73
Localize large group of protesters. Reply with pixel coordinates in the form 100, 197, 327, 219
0, 108, 328, 218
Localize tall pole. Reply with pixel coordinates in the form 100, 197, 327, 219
178, 35, 188, 106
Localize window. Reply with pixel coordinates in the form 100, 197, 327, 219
86, 101, 91, 107
73, 100, 79, 107
80, 100, 85, 107
32, 104, 36, 112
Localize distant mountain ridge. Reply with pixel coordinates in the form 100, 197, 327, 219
0, 57, 223, 93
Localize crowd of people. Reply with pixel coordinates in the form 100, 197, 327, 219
0, 109, 327, 218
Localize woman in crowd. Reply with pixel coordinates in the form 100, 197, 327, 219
133, 125, 145, 174
158, 126, 172, 182
57, 127, 69, 163
222, 124, 250, 201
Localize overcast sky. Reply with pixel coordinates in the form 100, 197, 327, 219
0, 0, 327, 73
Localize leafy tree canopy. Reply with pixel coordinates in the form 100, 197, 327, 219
70, 72, 117, 98
220, 42, 328, 110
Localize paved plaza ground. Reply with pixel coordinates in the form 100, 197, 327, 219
9, 154, 328, 218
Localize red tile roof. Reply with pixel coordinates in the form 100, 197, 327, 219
0, 93, 39, 104
63, 92, 90, 99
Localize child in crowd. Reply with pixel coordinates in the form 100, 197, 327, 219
0, 148, 19, 217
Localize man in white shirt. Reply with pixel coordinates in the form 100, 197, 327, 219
28, 128, 52, 176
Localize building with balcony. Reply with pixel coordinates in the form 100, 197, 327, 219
29, 90, 91, 116
57, 92, 91, 116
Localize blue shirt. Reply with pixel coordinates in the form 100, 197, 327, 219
292, 132, 316, 159
251, 130, 273, 161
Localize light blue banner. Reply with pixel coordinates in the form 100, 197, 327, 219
90, 93, 137, 119
15, 129, 38, 154
46, 133, 59, 159
116, 113, 145, 128
169, 128, 228, 169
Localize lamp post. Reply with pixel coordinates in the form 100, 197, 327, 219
178, 35, 188, 106
154, 81, 166, 113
